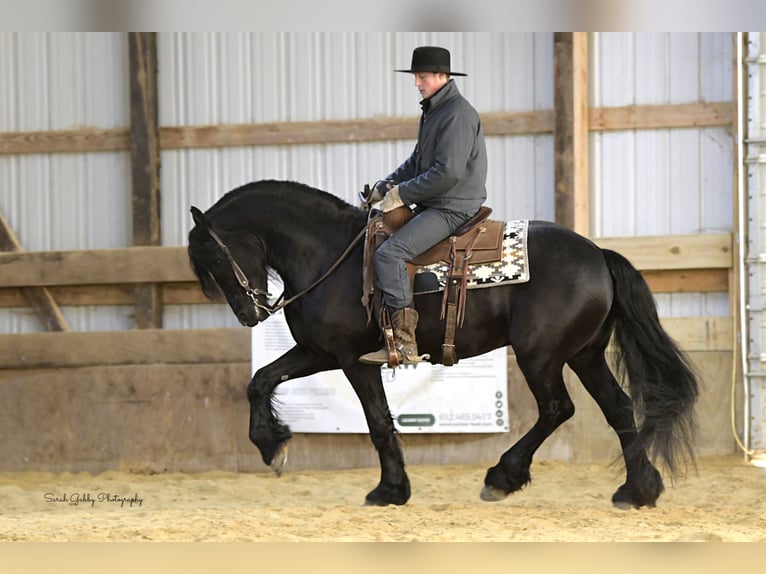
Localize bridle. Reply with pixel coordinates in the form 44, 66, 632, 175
206, 224, 368, 319
206, 228, 274, 317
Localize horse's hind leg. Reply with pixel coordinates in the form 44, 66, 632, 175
567, 347, 663, 508
482, 353, 575, 501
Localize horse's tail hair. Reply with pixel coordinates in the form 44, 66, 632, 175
602, 248, 699, 479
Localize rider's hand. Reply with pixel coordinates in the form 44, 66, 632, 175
379, 185, 404, 212
370, 179, 393, 203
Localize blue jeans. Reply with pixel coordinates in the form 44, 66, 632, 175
374, 207, 473, 309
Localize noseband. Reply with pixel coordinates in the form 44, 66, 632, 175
205, 225, 368, 319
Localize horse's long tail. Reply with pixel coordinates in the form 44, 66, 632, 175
602, 248, 699, 478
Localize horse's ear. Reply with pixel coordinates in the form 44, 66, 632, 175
190, 206, 208, 229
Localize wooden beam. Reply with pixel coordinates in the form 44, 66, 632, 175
157, 111, 556, 148
0, 127, 130, 154
553, 32, 590, 235
0, 234, 733, 290
0, 284, 209, 307
0, 267, 729, 309
641, 268, 728, 293
657, 316, 733, 352
593, 233, 733, 271
0, 211, 70, 331
0, 328, 250, 369
607, 317, 733, 353
0, 246, 194, 287
0, 103, 732, 156
589, 101, 733, 131
129, 32, 163, 329
573, 33, 589, 236
0, 316, 731, 371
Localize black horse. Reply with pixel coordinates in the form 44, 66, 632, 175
188, 179, 698, 509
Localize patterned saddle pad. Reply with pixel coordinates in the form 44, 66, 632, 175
412, 220, 530, 295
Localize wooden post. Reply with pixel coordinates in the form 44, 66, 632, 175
128, 32, 163, 329
0, 211, 70, 331
554, 32, 590, 236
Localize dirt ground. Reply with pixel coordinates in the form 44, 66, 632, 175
0, 454, 764, 542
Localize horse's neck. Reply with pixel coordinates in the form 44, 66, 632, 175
261, 214, 363, 293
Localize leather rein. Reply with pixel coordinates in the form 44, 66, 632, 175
207, 224, 368, 319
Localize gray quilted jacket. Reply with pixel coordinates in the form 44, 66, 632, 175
386, 79, 487, 214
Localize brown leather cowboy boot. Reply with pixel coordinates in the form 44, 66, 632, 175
360, 307, 429, 366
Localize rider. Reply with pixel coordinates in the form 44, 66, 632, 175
359, 46, 488, 366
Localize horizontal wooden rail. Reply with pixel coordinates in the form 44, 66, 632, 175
0, 246, 192, 288
0, 103, 733, 155
0, 283, 206, 307
0, 234, 733, 309
592, 233, 732, 271
0, 269, 727, 308
0, 316, 733, 370
589, 102, 732, 131
0, 328, 249, 369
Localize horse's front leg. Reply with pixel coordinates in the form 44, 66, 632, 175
247, 344, 332, 475
340, 359, 410, 506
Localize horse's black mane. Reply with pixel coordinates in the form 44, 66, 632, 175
189, 180, 365, 300
205, 179, 363, 225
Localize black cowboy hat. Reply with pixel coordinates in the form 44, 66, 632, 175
395, 46, 467, 76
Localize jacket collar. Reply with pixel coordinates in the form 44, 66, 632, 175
419, 79, 458, 114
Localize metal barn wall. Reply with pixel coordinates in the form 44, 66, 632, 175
0, 32, 734, 332
743, 32, 766, 452
591, 32, 733, 319
156, 32, 556, 329
0, 32, 742, 472
0, 32, 132, 333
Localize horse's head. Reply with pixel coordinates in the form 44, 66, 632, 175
188, 206, 271, 327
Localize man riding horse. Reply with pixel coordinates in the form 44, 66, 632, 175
359, 46, 488, 366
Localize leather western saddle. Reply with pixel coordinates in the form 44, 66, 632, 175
362, 205, 504, 366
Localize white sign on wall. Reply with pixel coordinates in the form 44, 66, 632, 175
251, 309, 509, 434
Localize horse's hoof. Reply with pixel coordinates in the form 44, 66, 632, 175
480, 485, 509, 502
611, 482, 659, 509
270, 444, 288, 477
612, 499, 656, 510
363, 482, 410, 506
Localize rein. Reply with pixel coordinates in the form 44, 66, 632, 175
207, 224, 368, 318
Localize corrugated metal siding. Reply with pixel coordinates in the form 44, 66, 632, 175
159, 32, 553, 234
1, 32, 732, 332
0, 32, 132, 333
590, 32, 733, 318
757, 30, 766, 451
744, 32, 766, 450
158, 32, 555, 329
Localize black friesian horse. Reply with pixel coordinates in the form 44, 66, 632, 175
188, 179, 698, 509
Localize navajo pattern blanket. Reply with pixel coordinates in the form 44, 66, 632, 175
412, 219, 530, 295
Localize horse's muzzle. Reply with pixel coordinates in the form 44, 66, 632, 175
238, 310, 262, 327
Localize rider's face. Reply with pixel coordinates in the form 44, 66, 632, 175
414, 72, 449, 100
